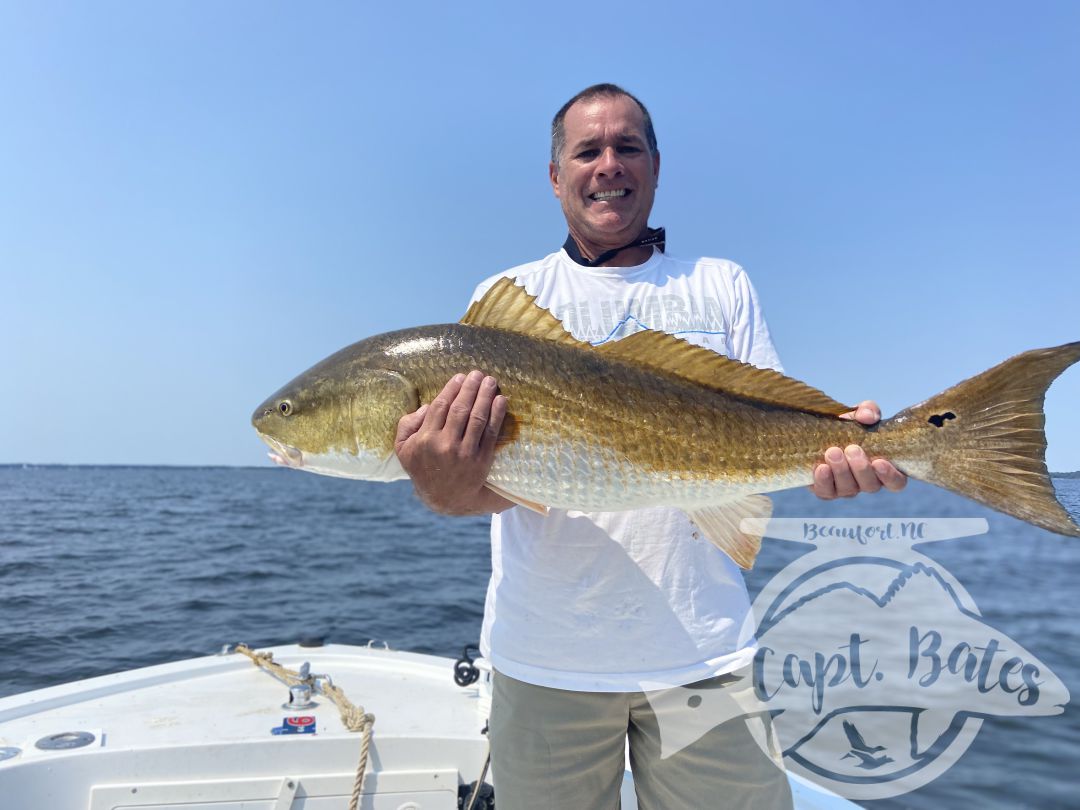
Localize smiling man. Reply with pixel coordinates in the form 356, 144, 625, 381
551, 92, 660, 265
395, 83, 905, 809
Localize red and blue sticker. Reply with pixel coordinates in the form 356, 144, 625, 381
272, 715, 316, 735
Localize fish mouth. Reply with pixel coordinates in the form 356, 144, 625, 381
258, 434, 304, 468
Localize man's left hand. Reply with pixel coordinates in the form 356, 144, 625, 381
811, 400, 908, 499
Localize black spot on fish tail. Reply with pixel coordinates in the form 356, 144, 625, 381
928, 412, 957, 428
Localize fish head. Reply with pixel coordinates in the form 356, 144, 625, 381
252, 365, 420, 481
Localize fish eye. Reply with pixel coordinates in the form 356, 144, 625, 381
279, 400, 293, 416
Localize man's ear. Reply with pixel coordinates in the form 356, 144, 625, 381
653, 151, 661, 187
549, 161, 561, 198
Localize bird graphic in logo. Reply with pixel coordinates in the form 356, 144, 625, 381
840, 720, 894, 770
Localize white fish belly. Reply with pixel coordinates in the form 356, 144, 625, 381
488, 440, 814, 511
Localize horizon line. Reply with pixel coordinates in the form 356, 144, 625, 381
3, 463, 1079, 479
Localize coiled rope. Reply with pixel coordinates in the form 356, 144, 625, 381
233, 644, 375, 810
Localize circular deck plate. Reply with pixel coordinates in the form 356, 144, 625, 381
35, 731, 96, 750
0, 746, 21, 761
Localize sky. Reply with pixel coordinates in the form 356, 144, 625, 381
2, 2, 1078, 470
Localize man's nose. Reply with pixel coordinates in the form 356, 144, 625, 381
596, 146, 623, 175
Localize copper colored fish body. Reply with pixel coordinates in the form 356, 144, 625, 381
252, 279, 1080, 568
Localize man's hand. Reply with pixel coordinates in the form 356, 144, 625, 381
811, 400, 908, 499
394, 370, 515, 515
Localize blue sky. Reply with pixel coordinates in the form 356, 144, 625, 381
2, 2, 1078, 469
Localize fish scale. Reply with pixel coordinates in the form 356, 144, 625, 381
375, 326, 860, 506
252, 278, 1080, 569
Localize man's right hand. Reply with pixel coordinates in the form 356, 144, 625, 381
394, 370, 515, 515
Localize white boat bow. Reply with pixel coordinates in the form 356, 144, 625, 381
0, 642, 860, 809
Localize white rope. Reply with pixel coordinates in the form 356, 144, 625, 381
234, 644, 374, 809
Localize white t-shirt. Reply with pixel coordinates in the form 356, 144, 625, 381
471, 247, 783, 692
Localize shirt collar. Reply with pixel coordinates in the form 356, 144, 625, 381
561, 227, 666, 267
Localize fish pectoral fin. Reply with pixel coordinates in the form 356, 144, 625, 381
484, 482, 550, 516
688, 495, 773, 570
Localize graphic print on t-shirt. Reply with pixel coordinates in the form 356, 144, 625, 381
546, 293, 730, 348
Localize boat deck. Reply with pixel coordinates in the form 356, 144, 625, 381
0, 643, 859, 809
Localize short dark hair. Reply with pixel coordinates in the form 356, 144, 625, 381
550, 83, 658, 166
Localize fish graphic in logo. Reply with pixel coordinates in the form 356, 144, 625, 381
641, 518, 1070, 800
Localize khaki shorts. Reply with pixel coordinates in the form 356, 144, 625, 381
489, 670, 794, 810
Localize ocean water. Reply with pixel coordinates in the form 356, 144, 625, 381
1, 465, 1077, 809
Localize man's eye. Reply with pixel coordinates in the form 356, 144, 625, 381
618, 146, 641, 154
576, 149, 600, 159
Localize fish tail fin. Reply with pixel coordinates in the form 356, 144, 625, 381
889, 341, 1080, 536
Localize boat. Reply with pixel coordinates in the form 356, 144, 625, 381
0, 641, 861, 809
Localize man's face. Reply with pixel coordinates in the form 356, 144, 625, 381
550, 94, 660, 260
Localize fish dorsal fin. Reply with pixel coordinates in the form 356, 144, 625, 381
462, 277, 849, 416
460, 277, 588, 348
597, 330, 851, 416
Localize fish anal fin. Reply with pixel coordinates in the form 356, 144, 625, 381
461, 277, 588, 349
597, 330, 851, 416
688, 495, 773, 569
485, 481, 550, 516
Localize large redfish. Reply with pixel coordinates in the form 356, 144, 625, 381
252, 278, 1080, 568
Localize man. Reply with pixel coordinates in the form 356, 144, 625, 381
395, 84, 906, 809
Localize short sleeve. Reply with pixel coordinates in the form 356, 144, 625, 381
725, 265, 783, 373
